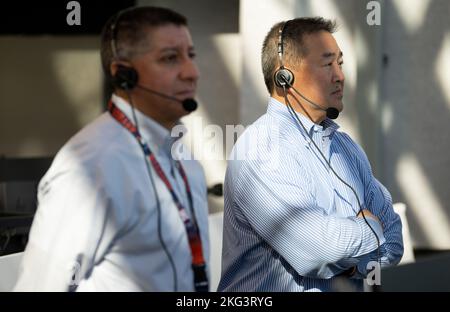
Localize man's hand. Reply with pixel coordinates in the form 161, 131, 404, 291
357, 209, 383, 229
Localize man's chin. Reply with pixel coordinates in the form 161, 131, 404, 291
333, 100, 344, 112
177, 108, 192, 120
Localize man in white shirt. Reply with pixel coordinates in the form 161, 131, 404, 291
15, 6, 210, 291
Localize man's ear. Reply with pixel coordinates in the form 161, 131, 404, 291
110, 61, 133, 77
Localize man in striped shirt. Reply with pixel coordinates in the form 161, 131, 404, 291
218, 17, 403, 292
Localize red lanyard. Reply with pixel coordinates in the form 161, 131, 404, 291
108, 100, 208, 291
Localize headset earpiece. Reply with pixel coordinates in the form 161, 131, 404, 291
274, 68, 294, 88
110, 9, 139, 91
274, 21, 295, 90
113, 65, 139, 90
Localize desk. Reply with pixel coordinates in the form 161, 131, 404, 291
381, 253, 450, 291
0, 213, 33, 256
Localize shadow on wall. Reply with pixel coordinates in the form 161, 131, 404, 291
328, 0, 450, 249
379, 0, 450, 249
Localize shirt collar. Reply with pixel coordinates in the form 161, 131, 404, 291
111, 94, 186, 157
267, 97, 339, 137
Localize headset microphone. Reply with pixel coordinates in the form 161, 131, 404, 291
280, 75, 340, 120
113, 65, 198, 112
180, 98, 198, 112
136, 84, 198, 112
326, 107, 339, 120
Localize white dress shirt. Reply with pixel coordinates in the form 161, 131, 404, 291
14, 94, 209, 291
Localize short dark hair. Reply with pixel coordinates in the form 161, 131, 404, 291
100, 6, 187, 83
261, 17, 337, 94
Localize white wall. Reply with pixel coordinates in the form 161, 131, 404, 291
381, 0, 450, 249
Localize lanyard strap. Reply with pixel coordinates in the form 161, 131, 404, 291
108, 101, 208, 291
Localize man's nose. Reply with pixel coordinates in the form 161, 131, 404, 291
333, 64, 345, 83
180, 57, 200, 81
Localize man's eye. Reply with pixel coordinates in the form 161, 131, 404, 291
324, 61, 344, 67
189, 52, 196, 59
162, 54, 178, 63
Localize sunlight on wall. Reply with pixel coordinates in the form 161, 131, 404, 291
381, 100, 393, 133
51, 50, 103, 127
17, 139, 48, 157
397, 154, 450, 248
181, 100, 227, 178
180, 33, 242, 212
434, 32, 450, 110
181, 99, 228, 213
392, 0, 431, 34
367, 80, 379, 115
211, 34, 241, 88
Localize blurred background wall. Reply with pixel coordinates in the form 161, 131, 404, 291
0, 0, 449, 251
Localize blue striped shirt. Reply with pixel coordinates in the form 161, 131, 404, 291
218, 97, 403, 292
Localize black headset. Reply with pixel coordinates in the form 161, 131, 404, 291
274, 21, 295, 89
110, 9, 139, 91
